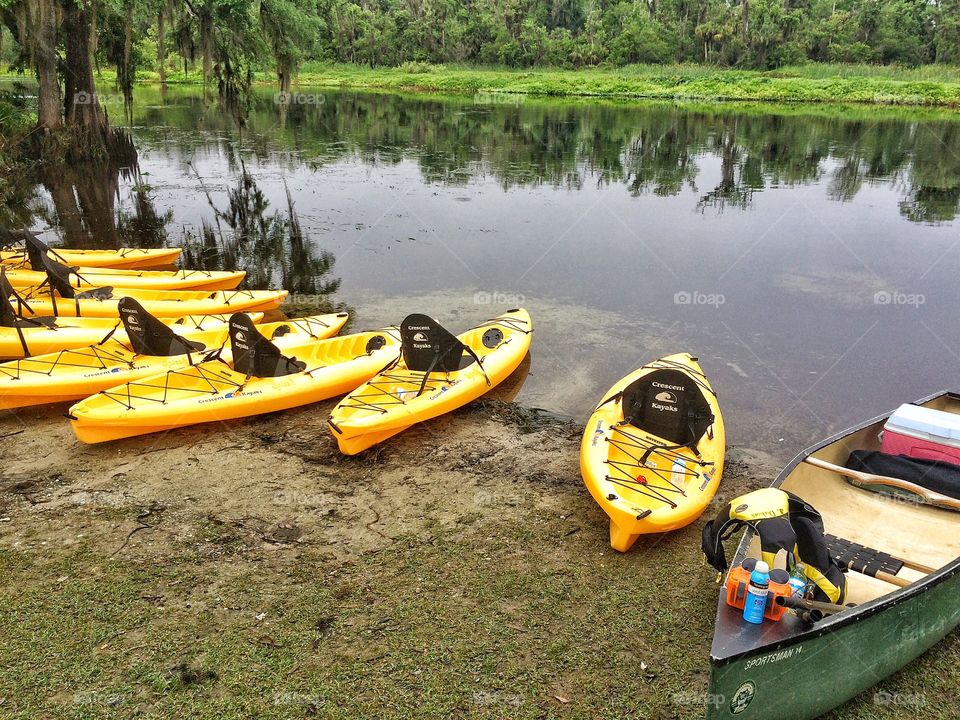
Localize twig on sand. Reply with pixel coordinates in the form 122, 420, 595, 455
111, 503, 165, 556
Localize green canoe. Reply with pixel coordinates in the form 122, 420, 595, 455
707, 390, 960, 719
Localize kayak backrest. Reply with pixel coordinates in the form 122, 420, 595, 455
620, 367, 713, 446
119, 297, 206, 356
0, 227, 23, 250
229, 313, 306, 378
24, 231, 51, 270
400, 313, 473, 372
41, 255, 80, 297
39, 254, 113, 300
0, 268, 19, 326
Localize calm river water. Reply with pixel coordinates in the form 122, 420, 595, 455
5, 83, 960, 458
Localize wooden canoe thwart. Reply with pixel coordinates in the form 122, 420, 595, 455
707, 391, 960, 720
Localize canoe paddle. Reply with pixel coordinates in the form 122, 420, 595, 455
804, 456, 960, 511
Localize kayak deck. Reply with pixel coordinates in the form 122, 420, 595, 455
69, 328, 399, 443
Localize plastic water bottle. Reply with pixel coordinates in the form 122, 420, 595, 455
789, 564, 808, 598
742, 560, 770, 625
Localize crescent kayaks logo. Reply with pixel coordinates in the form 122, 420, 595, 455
235, 331, 246, 343
126, 314, 139, 325
413, 332, 428, 342
654, 391, 677, 404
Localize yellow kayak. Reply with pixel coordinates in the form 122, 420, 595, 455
3, 266, 246, 292
0, 301, 348, 410
1, 247, 182, 270
0, 312, 259, 360
70, 316, 400, 444
328, 309, 533, 455
11, 285, 287, 318
580, 353, 725, 552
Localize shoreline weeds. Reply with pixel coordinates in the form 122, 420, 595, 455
1, 399, 958, 717
4, 63, 960, 109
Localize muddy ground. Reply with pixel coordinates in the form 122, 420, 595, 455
0, 396, 957, 719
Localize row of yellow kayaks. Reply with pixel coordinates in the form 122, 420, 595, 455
3, 240, 723, 551
2, 262, 534, 450
67, 308, 533, 446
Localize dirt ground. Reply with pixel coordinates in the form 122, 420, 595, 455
0, 389, 957, 719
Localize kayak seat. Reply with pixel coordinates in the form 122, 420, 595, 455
400, 313, 477, 373
229, 313, 306, 378
620, 368, 714, 447
1, 269, 56, 328
119, 297, 206, 356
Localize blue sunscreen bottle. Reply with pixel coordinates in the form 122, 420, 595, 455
742, 560, 770, 625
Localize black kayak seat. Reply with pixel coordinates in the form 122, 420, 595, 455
400, 313, 475, 373
620, 367, 714, 446
42, 255, 112, 300
118, 297, 206, 356
0, 268, 56, 329
229, 313, 306, 378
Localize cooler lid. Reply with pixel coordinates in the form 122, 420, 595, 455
885, 403, 960, 442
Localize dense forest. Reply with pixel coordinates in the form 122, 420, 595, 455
2, 0, 960, 94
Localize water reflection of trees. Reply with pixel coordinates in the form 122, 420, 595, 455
182, 166, 341, 302
116, 87, 960, 222
15, 145, 340, 301
177, 91, 956, 224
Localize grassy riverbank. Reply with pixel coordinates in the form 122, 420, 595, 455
4, 62, 960, 108
292, 63, 960, 107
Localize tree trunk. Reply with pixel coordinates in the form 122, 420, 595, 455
120, 3, 133, 102
201, 13, 213, 87
157, 8, 166, 84
29, 0, 62, 131
63, 0, 109, 155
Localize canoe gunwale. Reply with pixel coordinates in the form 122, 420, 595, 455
710, 388, 960, 668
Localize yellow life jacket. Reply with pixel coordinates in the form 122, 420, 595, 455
701, 487, 847, 604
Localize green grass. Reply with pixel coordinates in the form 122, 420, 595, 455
287, 63, 960, 107
2, 512, 959, 719
4, 62, 960, 107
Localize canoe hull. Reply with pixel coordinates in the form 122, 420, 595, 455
707, 563, 960, 719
